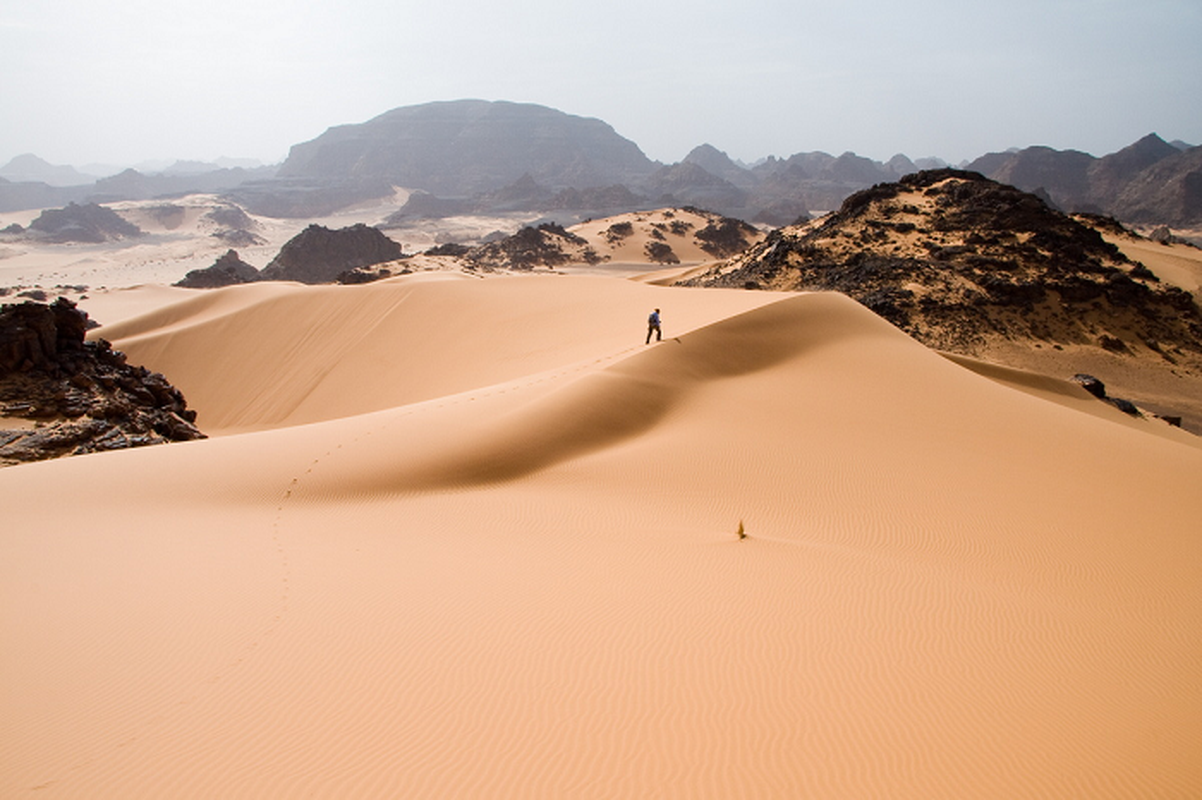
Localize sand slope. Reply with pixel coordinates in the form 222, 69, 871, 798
2, 277, 1200, 798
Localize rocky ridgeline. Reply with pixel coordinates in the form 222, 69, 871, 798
682, 169, 1202, 361
0, 298, 204, 466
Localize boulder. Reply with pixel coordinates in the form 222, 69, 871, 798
1071, 373, 1107, 399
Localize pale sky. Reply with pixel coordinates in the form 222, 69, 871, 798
2, 0, 1200, 170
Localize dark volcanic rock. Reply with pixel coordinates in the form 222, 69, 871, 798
25, 202, 143, 243
1071, 373, 1107, 399
260, 223, 405, 284
175, 250, 261, 288
0, 299, 204, 466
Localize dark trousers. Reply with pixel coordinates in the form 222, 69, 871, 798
646, 324, 661, 344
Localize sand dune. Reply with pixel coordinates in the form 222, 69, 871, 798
2, 276, 1200, 798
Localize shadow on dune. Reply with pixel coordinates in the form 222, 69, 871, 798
373, 292, 899, 492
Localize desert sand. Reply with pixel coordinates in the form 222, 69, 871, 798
2, 268, 1200, 798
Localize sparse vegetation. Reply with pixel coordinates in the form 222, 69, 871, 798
605, 221, 634, 243
644, 241, 679, 264
695, 216, 759, 258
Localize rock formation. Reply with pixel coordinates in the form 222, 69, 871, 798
23, 202, 143, 243
259, 223, 405, 284
175, 250, 261, 288
0, 298, 204, 466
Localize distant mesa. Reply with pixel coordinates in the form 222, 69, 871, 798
2, 103, 1198, 229
176, 250, 262, 289
259, 223, 406, 284
278, 99, 659, 197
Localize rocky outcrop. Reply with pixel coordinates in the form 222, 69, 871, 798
0, 298, 204, 466
23, 202, 143, 243
260, 223, 405, 284
175, 250, 261, 288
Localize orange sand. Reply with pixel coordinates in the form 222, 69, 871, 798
2, 275, 1200, 798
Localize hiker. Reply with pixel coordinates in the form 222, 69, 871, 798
646, 308, 662, 344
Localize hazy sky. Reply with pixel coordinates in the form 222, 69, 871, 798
2, 0, 1200, 170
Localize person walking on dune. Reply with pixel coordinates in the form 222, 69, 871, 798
646, 308, 662, 344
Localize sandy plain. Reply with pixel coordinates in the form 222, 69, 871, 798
1, 199, 1201, 798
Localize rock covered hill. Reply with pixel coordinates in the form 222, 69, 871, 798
681, 170, 1202, 365
460, 208, 764, 272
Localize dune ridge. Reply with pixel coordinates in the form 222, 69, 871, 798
2, 276, 1200, 798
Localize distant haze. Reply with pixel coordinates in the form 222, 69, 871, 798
1, 0, 1200, 168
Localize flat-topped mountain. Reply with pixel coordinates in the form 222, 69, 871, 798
278, 99, 659, 197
